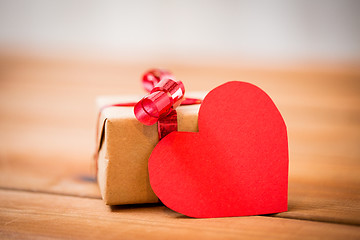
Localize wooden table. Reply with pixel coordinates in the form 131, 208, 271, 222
0, 54, 359, 239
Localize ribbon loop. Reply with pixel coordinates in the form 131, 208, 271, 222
134, 78, 185, 126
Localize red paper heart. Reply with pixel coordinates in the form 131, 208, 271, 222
148, 81, 288, 218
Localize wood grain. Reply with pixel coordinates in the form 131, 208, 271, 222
1, 189, 360, 240
0, 54, 359, 238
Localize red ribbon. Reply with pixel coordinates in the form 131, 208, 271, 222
94, 69, 202, 164
134, 78, 185, 126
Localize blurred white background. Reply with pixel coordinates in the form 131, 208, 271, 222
0, 0, 359, 64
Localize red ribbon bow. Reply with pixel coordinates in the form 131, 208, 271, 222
134, 77, 185, 126
94, 69, 202, 163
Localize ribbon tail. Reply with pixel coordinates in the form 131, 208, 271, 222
158, 110, 178, 139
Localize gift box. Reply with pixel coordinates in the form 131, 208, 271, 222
95, 94, 204, 205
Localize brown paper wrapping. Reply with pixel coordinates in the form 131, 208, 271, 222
96, 94, 204, 205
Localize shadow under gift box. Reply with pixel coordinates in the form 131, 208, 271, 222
96, 93, 205, 205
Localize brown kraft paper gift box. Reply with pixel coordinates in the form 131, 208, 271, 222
95, 93, 204, 205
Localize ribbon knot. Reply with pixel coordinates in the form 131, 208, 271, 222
134, 78, 185, 126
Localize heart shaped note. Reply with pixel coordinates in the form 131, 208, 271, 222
149, 81, 288, 218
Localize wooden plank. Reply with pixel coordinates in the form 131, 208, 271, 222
1, 189, 360, 240
0, 152, 358, 225
279, 179, 360, 225
0, 55, 360, 226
